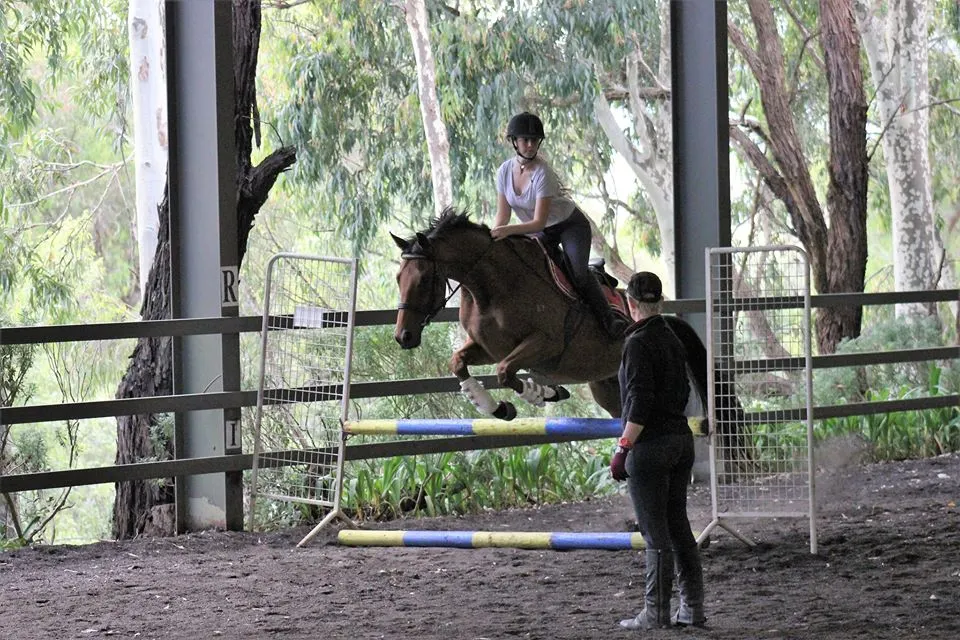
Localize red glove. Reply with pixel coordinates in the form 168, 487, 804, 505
610, 438, 632, 481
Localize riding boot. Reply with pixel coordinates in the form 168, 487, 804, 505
578, 279, 628, 339
673, 545, 706, 627
619, 548, 674, 630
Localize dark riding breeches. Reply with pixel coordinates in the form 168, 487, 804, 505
539, 209, 608, 307
626, 431, 698, 552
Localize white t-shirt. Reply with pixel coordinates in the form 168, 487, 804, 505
496, 158, 576, 227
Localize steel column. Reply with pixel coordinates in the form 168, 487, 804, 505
671, 0, 731, 337
165, 0, 242, 532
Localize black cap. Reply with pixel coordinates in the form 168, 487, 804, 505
627, 271, 663, 302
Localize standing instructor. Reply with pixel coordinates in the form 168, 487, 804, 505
610, 271, 706, 630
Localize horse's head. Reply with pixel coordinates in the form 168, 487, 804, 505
390, 231, 447, 349
390, 208, 492, 349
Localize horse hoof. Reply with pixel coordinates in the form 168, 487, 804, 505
544, 385, 571, 402
493, 401, 517, 421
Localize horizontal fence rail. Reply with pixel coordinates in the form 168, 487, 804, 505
1, 289, 957, 495
2, 350, 956, 426
4, 289, 955, 345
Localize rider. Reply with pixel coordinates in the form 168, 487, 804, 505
490, 111, 628, 340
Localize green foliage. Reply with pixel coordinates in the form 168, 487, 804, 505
819, 402, 960, 462
337, 440, 618, 524
0, 1, 128, 164
262, 0, 660, 253
1, 1, 134, 545
815, 316, 956, 405
0, 324, 36, 408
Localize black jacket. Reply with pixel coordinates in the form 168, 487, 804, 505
618, 314, 691, 442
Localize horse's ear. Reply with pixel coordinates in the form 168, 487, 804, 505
415, 232, 431, 252
390, 232, 410, 252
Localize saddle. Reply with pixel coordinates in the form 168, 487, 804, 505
532, 237, 628, 315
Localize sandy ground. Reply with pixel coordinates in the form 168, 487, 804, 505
1, 451, 959, 640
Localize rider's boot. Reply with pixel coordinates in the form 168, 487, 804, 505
579, 279, 628, 340
673, 544, 706, 627
619, 548, 674, 630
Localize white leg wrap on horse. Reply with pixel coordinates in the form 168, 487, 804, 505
518, 377, 547, 407
460, 376, 498, 414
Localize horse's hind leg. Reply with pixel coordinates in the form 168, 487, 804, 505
450, 337, 516, 420
588, 376, 622, 418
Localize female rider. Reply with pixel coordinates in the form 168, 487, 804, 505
490, 111, 626, 339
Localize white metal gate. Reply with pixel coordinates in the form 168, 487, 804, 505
249, 253, 358, 546
701, 246, 817, 553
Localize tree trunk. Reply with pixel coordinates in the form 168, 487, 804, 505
112, 185, 174, 538
730, 0, 867, 354
818, 0, 869, 350
403, 0, 453, 215
129, 0, 168, 304
113, 0, 296, 539
855, 0, 942, 319
592, 0, 675, 294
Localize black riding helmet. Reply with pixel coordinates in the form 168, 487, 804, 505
506, 112, 545, 160
507, 112, 545, 140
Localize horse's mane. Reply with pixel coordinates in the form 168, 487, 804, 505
422, 206, 490, 240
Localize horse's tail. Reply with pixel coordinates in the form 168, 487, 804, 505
662, 315, 708, 405
663, 315, 752, 465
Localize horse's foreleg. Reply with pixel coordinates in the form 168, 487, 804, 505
449, 337, 494, 381
450, 338, 515, 419
496, 332, 568, 407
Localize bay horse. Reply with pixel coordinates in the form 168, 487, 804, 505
390, 208, 712, 422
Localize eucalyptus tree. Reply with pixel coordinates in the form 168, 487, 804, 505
855, 0, 958, 321
112, 0, 296, 538
729, 0, 869, 354
402, 0, 453, 214
127, 0, 167, 302
268, 0, 662, 268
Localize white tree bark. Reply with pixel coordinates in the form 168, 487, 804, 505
592, 0, 675, 295
403, 0, 453, 215
593, 94, 674, 289
855, 0, 944, 317
129, 0, 168, 306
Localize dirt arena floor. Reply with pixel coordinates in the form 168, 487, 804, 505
1, 450, 958, 640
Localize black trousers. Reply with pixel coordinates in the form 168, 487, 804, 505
626, 431, 698, 552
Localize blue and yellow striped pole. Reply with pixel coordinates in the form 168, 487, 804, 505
342, 416, 705, 437
342, 417, 622, 437
338, 529, 647, 550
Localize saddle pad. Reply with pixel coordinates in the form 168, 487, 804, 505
533, 238, 628, 316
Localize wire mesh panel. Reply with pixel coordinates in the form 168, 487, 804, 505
249, 253, 358, 546
703, 246, 816, 553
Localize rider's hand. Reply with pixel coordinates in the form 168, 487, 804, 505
610, 438, 632, 481
490, 226, 510, 241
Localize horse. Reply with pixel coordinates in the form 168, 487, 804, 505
390, 207, 712, 422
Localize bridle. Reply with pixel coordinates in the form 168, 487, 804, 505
397, 254, 458, 328
397, 234, 496, 328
